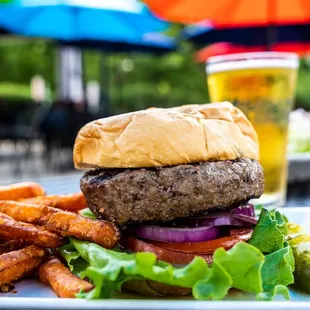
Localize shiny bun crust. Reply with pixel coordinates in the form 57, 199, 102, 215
73, 102, 259, 169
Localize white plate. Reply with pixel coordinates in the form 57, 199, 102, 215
1, 207, 310, 309
1, 176, 310, 309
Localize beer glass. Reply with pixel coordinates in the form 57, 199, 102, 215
206, 52, 299, 208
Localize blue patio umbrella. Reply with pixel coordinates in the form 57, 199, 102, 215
0, 0, 176, 111
61, 32, 176, 54
183, 23, 310, 49
0, 0, 170, 49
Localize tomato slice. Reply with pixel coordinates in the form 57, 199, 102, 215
119, 236, 213, 265
148, 230, 253, 254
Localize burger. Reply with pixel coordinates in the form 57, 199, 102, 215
73, 102, 264, 296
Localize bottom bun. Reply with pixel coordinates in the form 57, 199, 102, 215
122, 280, 191, 297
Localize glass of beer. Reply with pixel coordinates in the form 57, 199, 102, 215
206, 52, 299, 208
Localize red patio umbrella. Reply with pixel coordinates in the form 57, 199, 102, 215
144, 0, 310, 26
195, 42, 310, 62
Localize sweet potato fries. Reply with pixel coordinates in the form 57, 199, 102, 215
0, 239, 24, 255
0, 245, 45, 286
0, 182, 45, 201
0, 201, 119, 249
0, 213, 64, 248
20, 192, 87, 212
0, 181, 120, 298
39, 256, 94, 298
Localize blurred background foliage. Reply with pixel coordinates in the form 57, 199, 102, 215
0, 37, 309, 114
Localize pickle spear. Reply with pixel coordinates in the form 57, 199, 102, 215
288, 223, 310, 293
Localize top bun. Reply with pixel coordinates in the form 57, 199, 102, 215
73, 102, 259, 169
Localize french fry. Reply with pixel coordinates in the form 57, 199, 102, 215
0, 245, 45, 286
0, 212, 65, 248
0, 283, 15, 293
0, 239, 25, 255
20, 192, 87, 212
0, 201, 120, 249
38, 256, 94, 298
0, 182, 45, 201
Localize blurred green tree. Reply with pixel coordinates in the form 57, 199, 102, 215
0, 37, 309, 113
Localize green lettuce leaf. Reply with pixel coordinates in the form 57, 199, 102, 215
59, 239, 290, 300
275, 211, 289, 235
258, 246, 295, 300
248, 209, 294, 300
213, 242, 264, 293
249, 208, 288, 253
79, 208, 96, 220
59, 208, 294, 301
61, 238, 211, 298
192, 261, 232, 300
261, 246, 295, 292
256, 285, 290, 301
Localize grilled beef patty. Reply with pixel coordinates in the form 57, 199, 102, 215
81, 158, 264, 226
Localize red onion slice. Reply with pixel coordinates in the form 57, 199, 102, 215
230, 213, 257, 225
127, 204, 256, 243
128, 225, 221, 243
180, 215, 251, 227
230, 204, 255, 217
170, 204, 256, 228
174, 211, 256, 228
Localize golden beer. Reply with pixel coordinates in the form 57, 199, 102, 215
207, 53, 299, 207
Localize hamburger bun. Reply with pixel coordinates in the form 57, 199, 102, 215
74, 102, 263, 298
122, 280, 191, 297
73, 102, 259, 169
